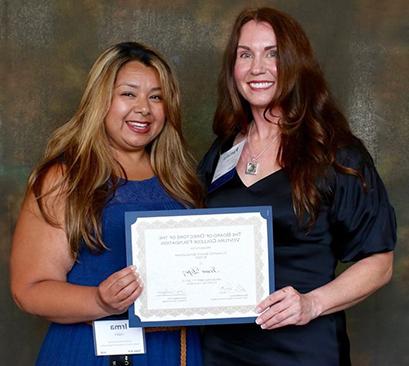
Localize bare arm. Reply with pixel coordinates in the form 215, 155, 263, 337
256, 251, 393, 329
10, 167, 142, 324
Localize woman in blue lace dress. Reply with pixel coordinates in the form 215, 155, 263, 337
10, 42, 203, 366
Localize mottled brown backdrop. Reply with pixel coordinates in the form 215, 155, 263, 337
1, 1, 408, 365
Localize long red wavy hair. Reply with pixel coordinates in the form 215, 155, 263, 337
214, 7, 364, 226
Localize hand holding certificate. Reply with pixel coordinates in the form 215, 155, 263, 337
125, 206, 274, 327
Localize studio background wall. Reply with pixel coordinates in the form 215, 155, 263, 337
1, 1, 407, 364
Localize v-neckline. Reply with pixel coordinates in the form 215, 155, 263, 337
235, 167, 284, 188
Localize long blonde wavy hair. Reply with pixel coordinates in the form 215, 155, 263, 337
28, 42, 203, 258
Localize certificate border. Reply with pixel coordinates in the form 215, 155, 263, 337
125, 206, 274, 327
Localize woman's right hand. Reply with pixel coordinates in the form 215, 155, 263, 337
96, 265, 143, 315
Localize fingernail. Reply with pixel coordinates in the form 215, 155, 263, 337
255, 317, 261, 325
260, 324, 266, 329
130, 265, 137, 271
255, 307, 262, 313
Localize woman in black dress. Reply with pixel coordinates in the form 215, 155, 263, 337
199, 7, 396, 366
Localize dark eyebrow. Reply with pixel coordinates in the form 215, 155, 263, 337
237, 45, 277, 51
116, 83, 162, 92
116, 82, 139, 89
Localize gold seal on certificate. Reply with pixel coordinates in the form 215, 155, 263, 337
125, 206, 274, 327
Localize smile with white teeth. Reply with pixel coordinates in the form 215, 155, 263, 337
126, 121, 149, 129
249, 81, 274, 89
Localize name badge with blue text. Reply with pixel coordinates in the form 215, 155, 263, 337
93, 320, 145, 356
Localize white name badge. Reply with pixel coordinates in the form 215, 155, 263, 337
93, 320, 145, 356
211, 139, 246, 183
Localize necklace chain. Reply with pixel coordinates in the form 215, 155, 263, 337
245, 122, 280, 175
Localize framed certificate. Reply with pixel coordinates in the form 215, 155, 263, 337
125, 206, 274, 327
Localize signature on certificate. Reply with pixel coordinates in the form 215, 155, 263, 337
182, 266, 219, 277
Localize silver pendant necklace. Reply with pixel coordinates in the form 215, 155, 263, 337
245, 123, 279, 175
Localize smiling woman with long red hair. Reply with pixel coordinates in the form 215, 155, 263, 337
199, 7, 396, 366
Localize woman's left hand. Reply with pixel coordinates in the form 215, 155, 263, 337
255, 286, 320, 330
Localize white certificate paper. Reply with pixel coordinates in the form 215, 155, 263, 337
125, 206, 274, 327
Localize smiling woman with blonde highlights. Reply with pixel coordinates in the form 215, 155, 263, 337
28, 43, 202, 257
11, 42, 203, 366
199, 7, 396, 366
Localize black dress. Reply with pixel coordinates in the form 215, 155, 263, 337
198, 138, 396, 366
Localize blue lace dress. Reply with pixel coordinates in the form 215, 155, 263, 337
36, 177, 202, 366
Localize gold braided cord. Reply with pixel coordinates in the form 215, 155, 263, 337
180, 327, 187, 366
145, 326, 182, 332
